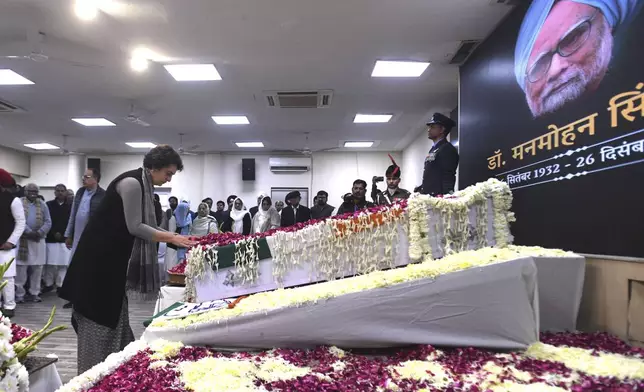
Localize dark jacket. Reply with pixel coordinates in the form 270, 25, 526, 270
223, 214, 252, 235
0, 192, 15, 245
372, 188, 411, 205
280, 205, 311, 227
45, 200, 72, 243
336, 197, 375, 216
421, 139, 459, 196
249, 206, 259, 218
310, 204, 335, 220
60, 169, 142, 328
65, 186, 106, 240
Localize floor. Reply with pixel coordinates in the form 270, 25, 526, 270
11, 291, 156, 384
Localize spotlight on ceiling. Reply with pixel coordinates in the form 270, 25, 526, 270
353, 114, 393, 123
344, 141, 374, 148
130, 56, 149, 72
24, 143, 60, 150
74, 0, 99, 21
126, 142, 157, 149
235, 142, 264, 148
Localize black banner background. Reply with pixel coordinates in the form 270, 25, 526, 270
459, 1, 644, 257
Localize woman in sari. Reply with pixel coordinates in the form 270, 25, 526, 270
251, 196, 280, 233
190, 202, 218, 237
226, 198, 251, 235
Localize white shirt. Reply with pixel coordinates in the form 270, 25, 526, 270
8, 198, 26, 246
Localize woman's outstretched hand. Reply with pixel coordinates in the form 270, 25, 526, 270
170, 234, 197, 248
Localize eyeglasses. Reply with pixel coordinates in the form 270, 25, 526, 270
526, 10, 598, 84
82, 175, 94, 180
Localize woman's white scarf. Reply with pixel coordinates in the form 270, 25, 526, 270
253, 196, 278, 233
230, 197, 249, 234
192, 203, 217, 236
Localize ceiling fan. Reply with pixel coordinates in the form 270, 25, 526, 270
177, 133, 199, 156
0, 32, 103, 68
289, 132, 337, 156
59, 135, 82, 156
124, 103, 151, 127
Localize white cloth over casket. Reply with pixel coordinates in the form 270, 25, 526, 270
532, 256, 585, 332
144, 257, 539, 350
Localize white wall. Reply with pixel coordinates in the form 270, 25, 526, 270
10, 151, 404, 208
0, 146, 30, 177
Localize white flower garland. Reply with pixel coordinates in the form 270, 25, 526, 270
184, 245, 218, 302
408, 178, 513, 263
0, 315, 28, 392
233, 238, 260, 285
55, 340, 147, 392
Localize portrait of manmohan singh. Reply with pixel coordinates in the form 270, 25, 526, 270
514, 0, 643, 118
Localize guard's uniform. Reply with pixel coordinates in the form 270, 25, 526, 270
373, 188, 411, 205
419, 113, 459, 196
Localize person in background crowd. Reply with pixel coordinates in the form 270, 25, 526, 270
275, 200, 285, 215
415, 113, 459, 196
227, 198, 252, 235
165, 196, 178, 223
202, 198, 217, 219
311, 191, 334, 219
336, 180, 375, 216
313, 196, 318, 205
213, 200, 227, 228
60, 145, 195, 373
43, 184, 72, 294
0, 169, 25, 317
221, 195, 238, 232
181, 199, 197, 222
64, 167, 106, 309
280, 191, 311, 227
66, 189, 75, 205
153, 194, 163, 226
16, 183, 51, 303
249, 192, 266, 219
252, 196, 280, 233
171, 202, 192, 264
190, 202, 218, 236
372, 157, 411, 205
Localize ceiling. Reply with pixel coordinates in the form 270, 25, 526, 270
0, 0, 512, 155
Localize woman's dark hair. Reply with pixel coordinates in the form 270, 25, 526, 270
216, 200, 225, 206
143, 145, 184, 171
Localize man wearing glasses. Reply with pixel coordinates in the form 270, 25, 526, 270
63, 168, 105, 308
514, 0, 643, 118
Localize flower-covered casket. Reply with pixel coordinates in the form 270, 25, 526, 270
187, 179, 516, 304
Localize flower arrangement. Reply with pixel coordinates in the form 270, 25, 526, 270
407, 178, 515, 263
168, 260, 187, 275
0, 259, 66, 391
151, 245, 573, 329
58, 332, 644, 392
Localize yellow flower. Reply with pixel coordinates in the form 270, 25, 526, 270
390, 359, 454, 388
526, 342, 644, 380
148, 339, 184, 360
490, 381, 568, 392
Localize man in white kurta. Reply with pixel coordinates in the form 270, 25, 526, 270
16, 183, 51, 303
0, 169, 26, 317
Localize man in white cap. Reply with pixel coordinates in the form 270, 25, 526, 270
514, 0, 642, 117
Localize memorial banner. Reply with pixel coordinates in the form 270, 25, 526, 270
460, 0, 644, 257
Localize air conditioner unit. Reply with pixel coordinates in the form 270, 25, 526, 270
269, 157, 312, 173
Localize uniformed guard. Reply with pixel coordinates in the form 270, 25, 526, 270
416, 113, 459, 196
372, 154, 411, 205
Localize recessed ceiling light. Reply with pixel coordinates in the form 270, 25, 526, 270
344, 141, 374, 148
0, 69, 34, 85
72, 118, 116, 127
371, 60, 430, 77
130, 56, 149, 72
212, 116, 250, 125
353, 114, 393, 123
126, 142, 157, 149
235, 142, 264, 148
164, 64, 222, 81
74, 0, 99, 21
24, 143, 59, 150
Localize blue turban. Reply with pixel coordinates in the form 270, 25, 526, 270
514, 0, 643, 91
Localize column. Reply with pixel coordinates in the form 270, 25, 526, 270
67, 155, 85, 193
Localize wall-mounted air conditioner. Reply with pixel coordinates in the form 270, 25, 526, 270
269, 157, 312, 173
